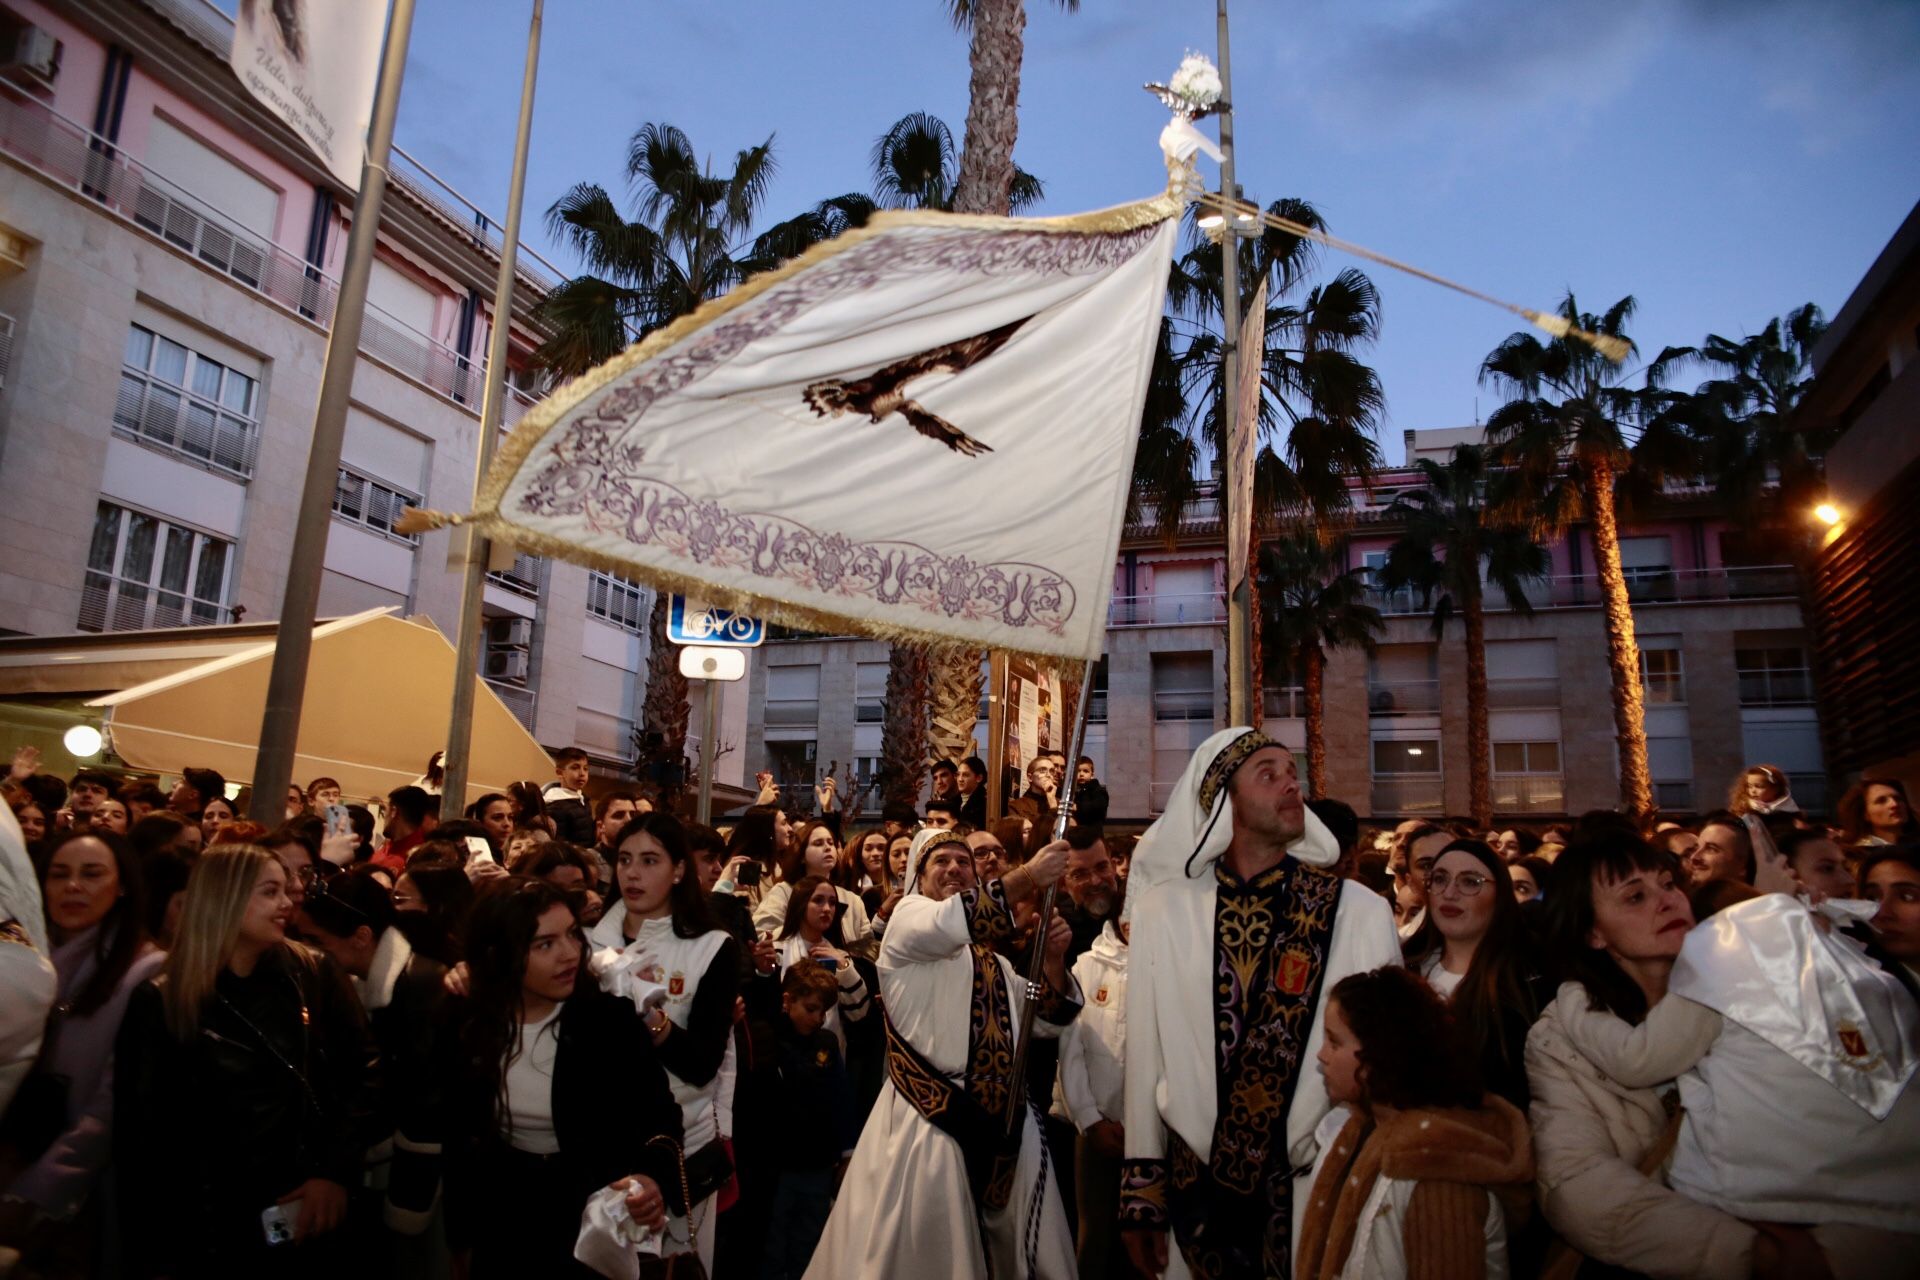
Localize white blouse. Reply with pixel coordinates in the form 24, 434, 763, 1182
504, 1006, 562, 1154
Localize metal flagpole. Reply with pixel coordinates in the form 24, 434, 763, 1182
1005, 658, 1095, 1137
439, 0, 545, 817
248, 0, 418, 825
1217, 0, 1254, 727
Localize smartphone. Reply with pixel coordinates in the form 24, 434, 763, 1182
813, 956, 838, 972
464, 835, 496, 867
736, 861, 762, 887
323, 803, 349, 838
262, 1200, 298, 1246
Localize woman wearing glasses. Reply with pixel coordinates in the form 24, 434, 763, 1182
1401, 838, 1547, 1109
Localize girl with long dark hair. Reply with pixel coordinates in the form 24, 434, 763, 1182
753, 819, 875, 955
586, 812, 742, 1272
772, 874, 872, 1057
113, 846, 378, 1277
389, 855, 475, 966
1401, 838, 1546, 1106
444, 877, 682, 1277
0, 832, 163, 1265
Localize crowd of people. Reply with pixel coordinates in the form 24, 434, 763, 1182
0, 736, 1915, 1279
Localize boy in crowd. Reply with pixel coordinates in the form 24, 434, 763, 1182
764, 964, 859, 1280
542, 746, 596, 845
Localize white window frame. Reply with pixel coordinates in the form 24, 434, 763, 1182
331, 466, 419, 544
1640, 647, 1687, 704
80, 500, 233, 632
586, 571, 647, 632
115, 323, 260, 479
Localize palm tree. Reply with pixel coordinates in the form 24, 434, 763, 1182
1257, 534, 1383, 798
1480, 292, 1692, 820
941, 0, 1078, 216
1378, 445, 1549, 827
536, 123, 870, 792
867, 108, 1043, 773
1135, 204, 1386, 542
1689, 303, 1828, 557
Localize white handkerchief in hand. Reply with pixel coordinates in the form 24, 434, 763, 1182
574, 1184, 664, 1279
595, 944, 669, 1017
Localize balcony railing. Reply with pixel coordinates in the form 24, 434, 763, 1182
0, 94, 544, 424
1263, 686, 1308, 719
1493, 774, 1564, 814
1737, 668, 1814, 707
1366, 565, 1799, 616
1371, 776, 1445, 816
1486, 677, 1560, 709
486, 553, 544, 599
0, 312, 14, 389
765, 699, 820, 728
113, 369, 259, 478
1368, 679, 1440, 714
1110, 592, 1227, 627
1152, 689, 1214, 722
484, 678, 537, 733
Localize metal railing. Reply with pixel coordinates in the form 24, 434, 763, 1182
1737, 667, 1814, 707
1366, 565, 1799, 615
765, 700, 820, 728
0, 313, 14, 389
1263, 686, 1307, 719
586, 571, 647, 632
79, 569, 226, 633
113, 369, 259, 478
484, 678, 538, 733
1152, 689, 1214, 721
1368, 679, 1440, 714
0, 94, 542, 424
1110, 592, 1227, 627
1371, 776, 1445, 816
486, 553, 544, 598
1493, 774, 1564, 813
1486, 677, 1560, 709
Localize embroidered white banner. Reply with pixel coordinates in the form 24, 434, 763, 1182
229, 0, 387, 190
463, 197, 1180, 661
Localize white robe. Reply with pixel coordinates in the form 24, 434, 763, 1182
805, 889, 1078, 1280
1124, 875, 1401, 1278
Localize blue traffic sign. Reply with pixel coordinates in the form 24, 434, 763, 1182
667, 595, 765, 647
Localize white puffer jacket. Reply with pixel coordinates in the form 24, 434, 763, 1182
1053, 922, 1128, 1131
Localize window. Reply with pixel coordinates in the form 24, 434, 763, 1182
766, 665, 821, 731
1619, 536, 1676, 600
1088, 657, 1109, 723
586, 571, 646, 632
487, 552, 544, 599
1371, 738, 1442, 815
332, 467, 418, 543
1735, 645, 1812, 706
1151, 653, 1213, 811
1492, 741, 1559, 773
1373, 740, 1440, 774
855, 662, 887, 724
1369, 643, 1439, 714
1639, 638, 1686, 704
1493, 741, 1563, 812
115, 324, 260, 478
1361, 549, 1419, 615
80, 501, 231, 632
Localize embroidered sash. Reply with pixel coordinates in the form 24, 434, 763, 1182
1169, 857, 1341, 1280
884, 883, 1024, 1211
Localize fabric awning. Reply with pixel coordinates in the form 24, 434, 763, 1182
87, 608, 554, 807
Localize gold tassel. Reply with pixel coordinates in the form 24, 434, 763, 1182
1524, 310, 1573, 340
1522, 310, 1630, 363
393, 506, 465, 536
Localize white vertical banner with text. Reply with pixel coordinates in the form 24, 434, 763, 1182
229, 0, 388, 190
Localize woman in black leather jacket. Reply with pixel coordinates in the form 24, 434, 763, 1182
114, 843, 381, 1278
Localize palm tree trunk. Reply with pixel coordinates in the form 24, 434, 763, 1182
1585, 456, 1654, 819
880, 645, 932, 813
1463, 583, 1492, 829
928, 650, 983, 770
1302, 643, 1326, 800
951, 0, 1025, 216
640, 591, 691, 801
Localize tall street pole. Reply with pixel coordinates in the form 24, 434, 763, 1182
1217, 0, 1254, 727
248, 0, 417, 824
440, 0, 544, 817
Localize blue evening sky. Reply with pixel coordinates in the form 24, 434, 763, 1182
381, 0, 1919, 464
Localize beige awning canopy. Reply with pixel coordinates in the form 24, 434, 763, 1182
87, 608, 554, 807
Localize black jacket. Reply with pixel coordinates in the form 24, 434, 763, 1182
1072, 778, 1110, 829
542, 784, 596, 846
957, 789, 988, 829
772, 1023, 858, 1171
114, 945, 382, 1277
441, 988, 684, 1252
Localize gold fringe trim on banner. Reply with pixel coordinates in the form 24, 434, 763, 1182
1194, 192, 1632, 363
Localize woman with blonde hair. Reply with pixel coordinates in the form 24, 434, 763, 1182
114, 845, 379, 1277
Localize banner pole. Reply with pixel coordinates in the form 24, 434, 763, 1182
439, 0, 544, 816
1005, 657, 1095, 1137
248, 0, 417, 824
1218, 0, 1254, 727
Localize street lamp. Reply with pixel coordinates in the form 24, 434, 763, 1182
63, 724, 102, 759
1814, 502, 1842, 526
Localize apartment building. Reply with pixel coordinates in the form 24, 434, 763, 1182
0, 0, 747, 785
744, 426, 1826, 824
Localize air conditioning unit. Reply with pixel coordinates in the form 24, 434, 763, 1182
487, 616, 532, 648
1, 26, 62, 91
486, 648, 530, 681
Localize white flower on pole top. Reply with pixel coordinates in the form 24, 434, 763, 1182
1168, 53, 1222, 111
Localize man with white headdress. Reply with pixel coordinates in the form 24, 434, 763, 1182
806, 826, 1083, 1279
1120, 728, 1400, 1279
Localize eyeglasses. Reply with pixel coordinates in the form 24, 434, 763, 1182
1426, 869, 1493, 897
